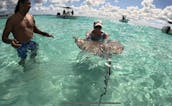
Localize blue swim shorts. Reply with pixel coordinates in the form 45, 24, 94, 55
16, 41, 38, 58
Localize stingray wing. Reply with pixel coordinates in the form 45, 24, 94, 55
74, 38, 124, 56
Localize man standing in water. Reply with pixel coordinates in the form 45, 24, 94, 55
2, 0, 53, 65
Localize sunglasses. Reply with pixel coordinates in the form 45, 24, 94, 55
94, 26, 102, 29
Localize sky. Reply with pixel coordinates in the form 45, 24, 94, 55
29, 0, 172, 9
153, 0, 172, 9
0, 0, 172, 25
106, 0, 172, 9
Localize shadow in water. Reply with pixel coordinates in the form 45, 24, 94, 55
60, 52, 109, 106
0, 78, 21, 106
0, 59, 42, 106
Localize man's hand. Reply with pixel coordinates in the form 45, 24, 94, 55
11, 39, 21, 48
44, 32, 54, 38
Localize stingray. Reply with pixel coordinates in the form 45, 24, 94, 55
74, 37, 124, 58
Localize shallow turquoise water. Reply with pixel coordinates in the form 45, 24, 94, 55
0, 15, 172, 106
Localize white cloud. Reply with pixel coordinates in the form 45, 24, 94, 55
0, 0, 172, 28
0, 1, 6, 9
141, 0, 155, 12
0, 0, 17, 14
35, 0, 43, 3
75, 5, 98, 16
49, 0, 80, 4
160, 6, 172, 21
84, 0, 106, 7
113, 0, 119, 3
100, 3, 120, 12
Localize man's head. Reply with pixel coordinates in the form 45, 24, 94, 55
15, 0, 31, 13
93, 20, 102, 29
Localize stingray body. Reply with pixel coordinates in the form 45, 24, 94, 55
74, 37, 124, 57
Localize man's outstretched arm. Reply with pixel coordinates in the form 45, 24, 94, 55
33, 25, 53, 38
32, 17, 53, 38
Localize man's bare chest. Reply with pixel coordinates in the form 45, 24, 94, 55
13, 16, 34, 31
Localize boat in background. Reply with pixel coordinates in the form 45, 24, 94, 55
167, 18, 172, 24
0, 14, 9, 18
56, 6, 77, 19
161, 26, 172, 35
0, 11, 11, 18
119, 15, 129, 23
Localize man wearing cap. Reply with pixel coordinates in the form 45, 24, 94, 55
86, 21, 109, 42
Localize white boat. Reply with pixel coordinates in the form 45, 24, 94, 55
161, 26, 172, 35
56, 6, 77, 19
119, 15, 129, 23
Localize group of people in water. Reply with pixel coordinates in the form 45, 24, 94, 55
1, 0, 109, 65
2, 0, 171, 65
57, 8, 74, 16
63, 9, 74, 16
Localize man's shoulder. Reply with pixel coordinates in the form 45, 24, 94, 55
6, 14, 16, 23
7, 13, 15, 19
27, 13, 34, 18
8, 13, 22, 20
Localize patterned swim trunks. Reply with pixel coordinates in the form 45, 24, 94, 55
17, 41, 38, 58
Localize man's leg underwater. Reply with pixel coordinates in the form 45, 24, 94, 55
18, 58, 26, 65
29, 41, 39, 60
17, 46, 27, 65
